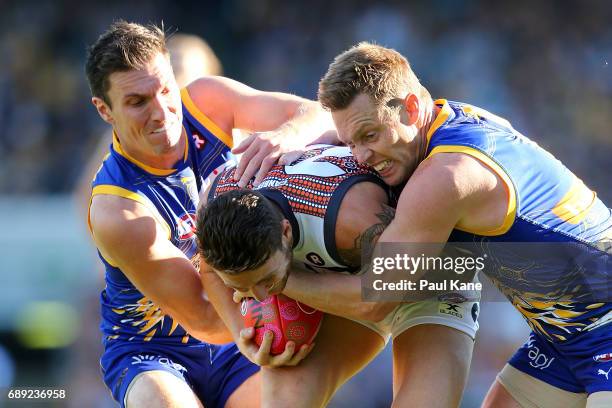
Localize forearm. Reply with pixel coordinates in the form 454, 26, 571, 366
159, 287, 233, 344
281, 101, 336, 144
135, 261, 233, 344
283, 268, 395, 321
181, 300, 234, 344
200, 269, 245, 340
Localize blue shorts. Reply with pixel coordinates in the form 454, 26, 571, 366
509, 324, 612, 394
101, 342, 259, 408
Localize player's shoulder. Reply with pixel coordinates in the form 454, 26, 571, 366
186, 75, 252, 101
90, 193, 175, 270
90, 194, 159, 242
184, 76, 244, 133
406, 152, 496, 209
419, 151, 483, 182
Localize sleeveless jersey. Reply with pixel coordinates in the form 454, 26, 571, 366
90, 88, 234, 346
211, 145, 388, 272
426, 99, 612, 342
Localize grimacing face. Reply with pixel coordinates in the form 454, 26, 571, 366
92, 52, 184, 167
332, 93, 420, 186
216, 246, 292, 302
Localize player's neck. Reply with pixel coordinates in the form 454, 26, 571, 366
415, 99, 437, 164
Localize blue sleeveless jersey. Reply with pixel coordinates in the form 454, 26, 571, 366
90, 88, 234, 346
426, 99, 612, 342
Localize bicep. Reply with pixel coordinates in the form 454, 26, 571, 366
335, 182, 394, 266
90, 197, 199, 313
379, 154, 480, 245
191, 76, 311, 131
233, 90, 310, 132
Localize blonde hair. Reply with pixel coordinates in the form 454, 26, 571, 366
318, 42, 430, 117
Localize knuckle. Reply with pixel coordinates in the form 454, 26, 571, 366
263, 156, 277, 165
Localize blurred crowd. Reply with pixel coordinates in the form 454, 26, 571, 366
0, 0, 610, 199
0, 0, 609, 407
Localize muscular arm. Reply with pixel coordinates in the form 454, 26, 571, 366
200, 265, 245, 339
336, 203, 396, 267
187, 77, 337, 184
283, 153, 506, 321
282, 182, 399, 321
197, 180, 247, 340
89, 194, 232, 344
377, 152, 507, 258
187, 76, 335, 144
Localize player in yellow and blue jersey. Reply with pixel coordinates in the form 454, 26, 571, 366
309, 43, 612, 407
85, 21, 334, 408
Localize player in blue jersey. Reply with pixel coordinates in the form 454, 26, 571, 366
312, 43, 612, 407
196, 145, 479, 407
85, 21, 335, 408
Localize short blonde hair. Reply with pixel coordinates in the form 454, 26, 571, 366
318, 42, 430, 116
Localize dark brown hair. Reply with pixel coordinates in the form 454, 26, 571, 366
85, 20, 168, 106
197, 189, 285, 274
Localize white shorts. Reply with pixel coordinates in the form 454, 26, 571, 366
351, 299, 480, 344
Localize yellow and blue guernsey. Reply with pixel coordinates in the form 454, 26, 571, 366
425, 100, 612, 341
425, 99, 612, 393
92, 89, 258, 408
90, 89, 234, 346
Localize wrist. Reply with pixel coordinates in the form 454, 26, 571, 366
228, 315, 245, 340
278, 121, 299, 140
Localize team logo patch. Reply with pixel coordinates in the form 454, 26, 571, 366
597, 367, 612, 380
177, 213, 197, 240
438, 303, 463, 319
594, 353, 612, 362
306, 252, 325, 266
256, 179, 288, 189
192, 130, 206, 149
130, 354, 187, 373
525, 335, 555, 370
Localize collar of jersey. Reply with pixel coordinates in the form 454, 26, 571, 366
425, 99, 455, 153
258, 188, 300, 249
112, 130, 189, 176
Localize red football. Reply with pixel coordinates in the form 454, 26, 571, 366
241, 294, 324, 355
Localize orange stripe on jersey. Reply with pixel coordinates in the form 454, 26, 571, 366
180, 87, 233, 148
425, 99, 453, 153
551, 176, 596, 224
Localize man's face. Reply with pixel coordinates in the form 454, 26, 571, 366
216, 246, 292, 302
92, 52, 183, 164
332, 93, 419, 186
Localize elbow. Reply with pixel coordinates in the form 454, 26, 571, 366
191, 328, 233, 345
174, 305, 233, 344
183, 316, 233, 344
